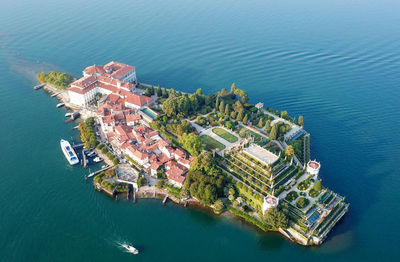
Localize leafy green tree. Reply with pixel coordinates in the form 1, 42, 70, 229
220, 88, 229, 97
239, 128, 247, 138
263, 208, 288, 229
281, 111, 288, 119
298, 115, 304, 126
313, 180, 322, 192
195, 88, 202, 95
137, 177, 147, 187
229, 187, 236, 196
224, 104, 230, 115
157, 85, 162, 97
215, 96, 219, 109
156, 179, 164, 189
179, 133, 203, 156
269, 124, 278, 140
230, 111, 237, 119
284, 145, 295, 159
242, 114, 248, 125
257, 118, 264, 128
214, 199, 224, 212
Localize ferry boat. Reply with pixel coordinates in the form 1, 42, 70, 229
121, 244, 138, 254
60, 139, 79, 165
56, 103, 65, 108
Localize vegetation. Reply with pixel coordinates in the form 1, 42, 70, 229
78, 117, 98, 148
179, 133, 203, 156
263, 207, 288, 229
296, 197, 310, 209
285, 191, 299, 202
37, 71, 73, 89
199, 135, 226, 151
213, 199, 225, 213
227, 206, 270, 232
298, 115, 304, 126
137, 176, 147, 187
212, 128, 238, 143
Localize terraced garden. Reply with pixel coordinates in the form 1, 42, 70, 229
212, 128, 238, 143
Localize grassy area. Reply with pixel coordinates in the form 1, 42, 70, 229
200, 135, 226, 151
212, 128, 238, 143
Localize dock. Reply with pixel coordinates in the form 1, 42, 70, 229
162, 195, 169, 205
51, 91, 63, 97
82, 148, 88, 168
88, 165, 113, 178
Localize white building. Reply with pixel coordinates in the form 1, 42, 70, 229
262, 195, 279, 214
306, 160, 321, 176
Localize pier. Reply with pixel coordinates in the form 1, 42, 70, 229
162, 195, 169, 205
88, 165, 113, 178
51, 91, 63, 97
82, 148, 88, 168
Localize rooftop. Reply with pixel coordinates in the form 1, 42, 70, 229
243, 143, 279, 165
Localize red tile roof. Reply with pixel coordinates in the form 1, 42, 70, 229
125, 94, 152, 107
83, 65, 105, 75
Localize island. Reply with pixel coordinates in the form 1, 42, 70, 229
41, 61, 349, 246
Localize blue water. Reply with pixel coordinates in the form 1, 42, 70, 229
1, 0, 400, 261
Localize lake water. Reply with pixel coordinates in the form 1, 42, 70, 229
0, 0, 399, 261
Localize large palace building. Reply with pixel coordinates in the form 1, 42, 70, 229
68, 61, 151, 108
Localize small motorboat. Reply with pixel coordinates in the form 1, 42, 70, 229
93, 157, 103, 163
122, 244, 138, 254
101, 164, 109, 169
65, 113, 72, 117
56, 103, 65, 108
88, 152, 97, 158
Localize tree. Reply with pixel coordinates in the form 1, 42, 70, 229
313, 180, 322, 192
157, 85, 162, 97
224, 104, 230, 115
215, 96, 219, 109
239, 128, 247, 138
230, 111, 237, 119
229, 187, 236, 196
195, 88, 202, 95
137, 177, 147, 187
236, 110, 243, 122
162, 88, 168, 98
269, 124, 278, 140
242, 114, 248, 125
298, 115, 304, 126
179, 133, 203, 156
220, 88, 229, 97
219, 100, 225, 113
281, 111, 288, 119
264, 120, 271, 132
284, 145, 295, 159
257, 118, 264, 128
214, 199, 224, 212
263, 208, 288, 229
230, 83, 236, 93
156, 179, 164, 189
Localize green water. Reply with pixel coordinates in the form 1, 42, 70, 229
1, 0, 400, 261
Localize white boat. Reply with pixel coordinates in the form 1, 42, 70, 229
60, 139, 79, 165
121, 244, 138, 254
101, 164, 109, 168
56, 103, 65, 108
93, 157, 103, 163
65, 112, 72, 117
87, 151, 97, 157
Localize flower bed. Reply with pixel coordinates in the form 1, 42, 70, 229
297, 178, 311, 191
285, 191, 299, 202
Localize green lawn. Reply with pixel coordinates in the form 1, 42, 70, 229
212, 128, 238, 143
200, 135, 226, 151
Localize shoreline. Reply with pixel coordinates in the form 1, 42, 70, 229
38, 76, 344, 247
